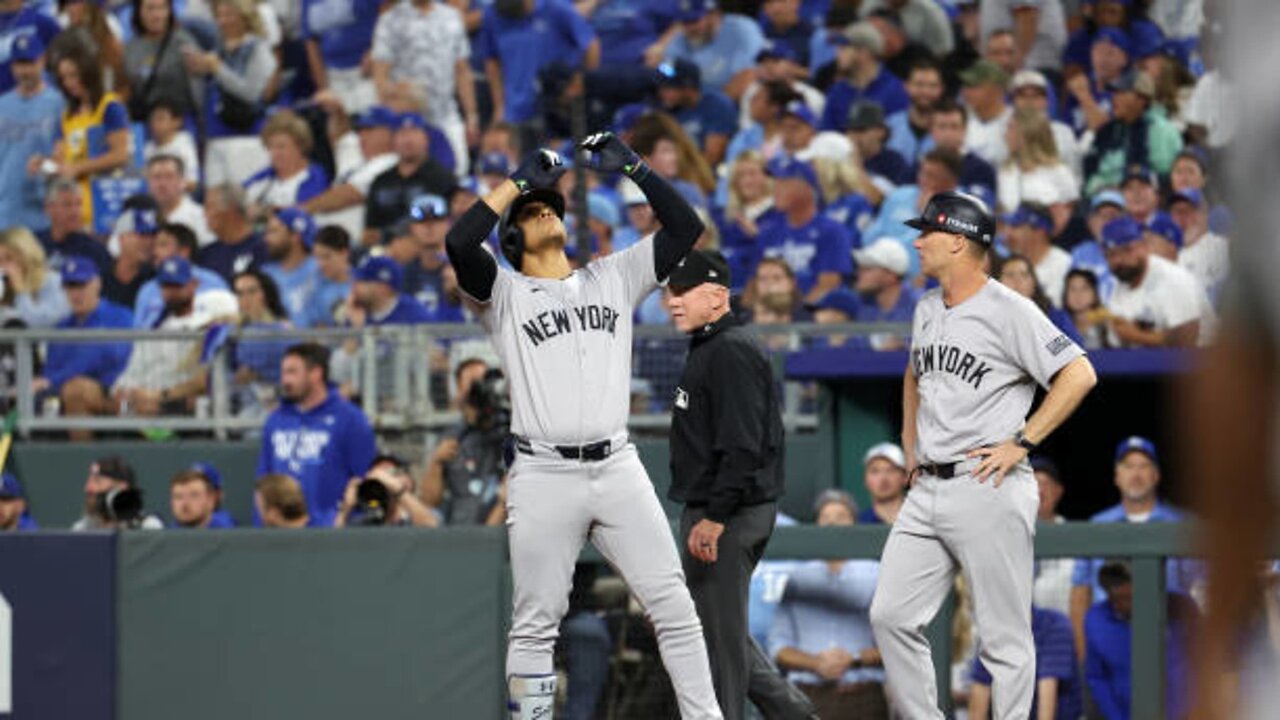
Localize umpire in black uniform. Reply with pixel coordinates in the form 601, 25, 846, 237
666, 250, 816, 720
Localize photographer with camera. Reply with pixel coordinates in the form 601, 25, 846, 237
71, 456, 163, 530
420, 360, 511, 526
334, 454, 439, 528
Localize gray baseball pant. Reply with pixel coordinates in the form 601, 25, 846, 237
869, 466, 1039, 719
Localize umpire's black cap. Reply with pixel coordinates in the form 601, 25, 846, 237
667, 250, 730, 289
904, 190, 996, 245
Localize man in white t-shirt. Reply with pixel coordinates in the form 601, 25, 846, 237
959, 60, 1013, 167
978, 0, 1067, 72
1168, 188, 1229, 303
1101, 216, 1214, 347
147, 154, 214, 247
1006, 203, 1071, 307
305, 106, 400, 240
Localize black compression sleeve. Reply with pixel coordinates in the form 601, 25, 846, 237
638, 171, 704, 281
445, 200, 501, 302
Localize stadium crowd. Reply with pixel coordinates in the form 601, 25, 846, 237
0, 0, 1249, 716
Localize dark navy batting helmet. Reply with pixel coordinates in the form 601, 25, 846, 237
904, 191, 996, 245
499, 188, 566, 270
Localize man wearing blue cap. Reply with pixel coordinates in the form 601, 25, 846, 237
662, 0, 765, 101
305, 107, 399, 241
1084, 69, 1183, 195
33, 256, 133, 441
363, 112, 457, 247
760, 0, 814, 68
1100, 216, 1212, 347
1168, 190, 1228, 306
756, 155, 853, 304
0, 472, 37, 531
1142, 211, 1183, 262
264, 208, 321, 328
0, 0, 59, 95
350, 255, 432, 327
1068, 436, 1200, 654
134, 223, 228, 329
654, 59, 736, 167
403, 194, 466, 323
0, 31, 61, 232
1069, 190, 1125, 303
168, 466, 233, 529
189, 461, 236, 528
1006, 203, 1071, 308
102, 202, 161, 308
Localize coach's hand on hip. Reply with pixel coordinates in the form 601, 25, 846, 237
687, 518, 725, 563
967, 440, 1029, 487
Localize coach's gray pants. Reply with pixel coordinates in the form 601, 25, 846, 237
505, 446, 722, 719
869, 467, 1039, 719
682, 503, 818, 720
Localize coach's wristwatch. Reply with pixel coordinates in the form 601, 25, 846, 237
1013, 430, 1038, 452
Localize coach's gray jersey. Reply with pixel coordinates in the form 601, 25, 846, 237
910, 279, 1084, 463
478, 234, 657, 443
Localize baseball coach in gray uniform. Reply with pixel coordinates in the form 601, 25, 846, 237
867, 191, 1098, 718
445, 134, 723, 720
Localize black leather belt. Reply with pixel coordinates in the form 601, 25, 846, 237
514, 436, 613, 462
917, 462, 959, 479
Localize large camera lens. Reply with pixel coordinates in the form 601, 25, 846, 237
351, 478, 391, 526
97, 487, 143, 524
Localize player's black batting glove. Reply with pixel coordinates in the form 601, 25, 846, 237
510, 149, 568, 192
579, 132, 650, 182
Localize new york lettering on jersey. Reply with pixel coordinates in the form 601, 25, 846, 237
520, 304, 620, 346
912, 343, 994, 390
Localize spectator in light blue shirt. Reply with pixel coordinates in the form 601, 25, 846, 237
263, 208, 321, 329
1070, 437, 1202, 649
664, 0, 764, 100
769, 489, 889, 717
307, 225, 353, 328
882, 57, 943, 167
0, 472, 38, 532
850, 239, 918, 350
0, 33, 61, 233
133, 223, 228, 329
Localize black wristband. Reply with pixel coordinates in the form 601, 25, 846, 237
624, 160, 651, 182
1014, 430, 1038, 452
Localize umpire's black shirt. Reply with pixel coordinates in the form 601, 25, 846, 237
668, 312, 784, 523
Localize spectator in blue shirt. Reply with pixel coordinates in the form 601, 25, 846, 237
1063, 0, 1164, 79
33, 256, 133, 442
1084, 561, 1194, 720
197, 183, 268, 285
761, 0, 815, 68
403, 194, 466, 322
476, 0, 600, 123
257, 342, 377, 520
819, 22, 908, 132
0, 472, 38, 532
663, 0, 764, 102
851, 238, 917, 349
0, 34, 61, 233
302, 0, 382, 114
883, 56, 943, 167
586, 0, 678, 69
307, 225, 353, 328
168, 467, 233, 529
188, 462, 236, 529
351, 255, 433, 326
37, 179, 110, 276
654, 59, 737, 168
969, 606, 1082, 720
1069, 436, 1201, 658
769, 489, 888, 718
263, 208, 322, 328
856, 442, 907, 525
845, 100, 913, 188
0, 0, 60, 95
757, 155, 853, 303
133, 223, 229, 329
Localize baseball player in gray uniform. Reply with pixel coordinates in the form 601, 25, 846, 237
444, 134, 723, 720
867, 191, 1098, 718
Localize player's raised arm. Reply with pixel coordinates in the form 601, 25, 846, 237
445, 151, 567, 302
579, 132, 704, 280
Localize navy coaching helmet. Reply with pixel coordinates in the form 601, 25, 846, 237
904, 191, 996, 245
499, 188, 566, 270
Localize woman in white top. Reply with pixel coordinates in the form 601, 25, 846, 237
997, 107, 1079, 214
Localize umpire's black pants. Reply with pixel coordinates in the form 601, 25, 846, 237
681, 502, 817, 720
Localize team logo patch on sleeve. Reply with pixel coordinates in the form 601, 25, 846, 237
1046, 335, 1074, 356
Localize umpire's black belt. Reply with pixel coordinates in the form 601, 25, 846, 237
514, 436, 614, 462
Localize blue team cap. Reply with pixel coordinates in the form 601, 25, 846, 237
1115, 435, 1158, 464
1168, 188, 1204, 209
0, 472, 24, 499
1122, 162, 1159, 187
1100, 216, 1145, 249
1007, 205, 1053, 232
808, 288, 861, 318
677, 0, 716, 22
395, 112, 429, 132
190, 461, 223, 490
274, 207, 317, 248
61, 255, 100, 285
757, 39, 798, 64
1093, 27, 1133, 56
11, 33, 44, 62
130, 206, 159, 235
766, 155, 820, 196
409, 194, 449, 222
157, 256, 193, 286
355, 255, 404, 289
656, 59, 701, 88
476, 152, 511, 176
1090, 189, 1126, 212
1131, 24, 1165, 59
354, 106, 398, 130
611, 103, 648, 134
1145, 212, 1183, 248
781, 100, 818, 128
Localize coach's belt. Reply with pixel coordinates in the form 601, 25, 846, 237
514, 436, 615, 462
916, 459, 980, 480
